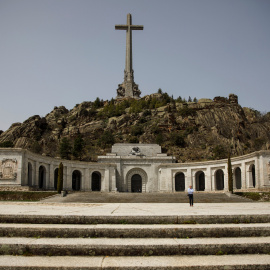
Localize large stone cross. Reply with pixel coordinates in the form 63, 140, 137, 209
115, 14, 143, 99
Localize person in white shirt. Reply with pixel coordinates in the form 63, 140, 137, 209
187, 185, 194, 206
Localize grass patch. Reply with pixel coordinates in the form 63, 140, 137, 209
182, 220, 197, 224
0, 191, 57, 201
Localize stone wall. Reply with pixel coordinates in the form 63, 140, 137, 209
0, 146, 269, 193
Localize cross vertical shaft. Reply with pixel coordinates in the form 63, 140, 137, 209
115, 14, 143, 98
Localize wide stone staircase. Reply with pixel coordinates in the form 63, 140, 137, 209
0, 213, 269, 269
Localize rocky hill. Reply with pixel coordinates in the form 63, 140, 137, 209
0, 92, 269, 162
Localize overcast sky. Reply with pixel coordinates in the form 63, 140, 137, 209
0, 0, 269, 131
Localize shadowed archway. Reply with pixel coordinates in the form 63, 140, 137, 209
175, 172, 185, 191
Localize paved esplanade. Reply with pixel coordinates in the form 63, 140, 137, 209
115, 13, 143, 99
0, 202, 269, 217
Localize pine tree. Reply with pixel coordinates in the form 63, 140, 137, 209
57, 162, 63, 194
72, 135, 85, 160
59, 138, 72, 160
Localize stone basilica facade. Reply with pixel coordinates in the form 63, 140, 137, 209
0, 143, 270, 193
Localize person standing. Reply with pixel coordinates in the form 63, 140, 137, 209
187, 185, 194, 207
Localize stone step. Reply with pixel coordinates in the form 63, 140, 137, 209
0, 223, 270, 238
0, 237, 269, 256
1, 214, 270, 224
0, 255, 270, 269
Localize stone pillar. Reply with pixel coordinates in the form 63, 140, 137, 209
111, 167, 117, 192
211, 169, 215, 191
224, 167, 228, 191
65, 166, 72, 190
186, 168, 192, 190
84, 168, 90, 191
49, 164, 54, 190
255, 157, 260, 189
242, 161, 247, 189
35, 161, 39, 187
104, 169, 110, 192
205, 167, 211, 191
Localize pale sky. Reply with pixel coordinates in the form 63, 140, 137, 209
0, 0, 269, 131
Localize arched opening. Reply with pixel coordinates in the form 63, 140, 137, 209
251, 164, 256, 187
38, 166, 46, 189
72, 170, 81, 191
235, 167, 242, 189
54, 168, 59, 190
215, 169, 224, 190
92, 171, 101, 191
28, 162, 32, 186
175, 172, 185, 191
195, 171, 205, 191
131, 174, 142, 193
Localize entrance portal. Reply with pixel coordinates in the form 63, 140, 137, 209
38, 166, 46, 189
131, 174, 142, 193
215, 169, 224, 190
92, 172, 101, 191
72, 170, 81, 191
235, 167, 242, 189
54, 168, 58, 190
175, 172, 185, 191
195, 171, 205, 191
28, 163, 32, 186
252, 165, 256, 187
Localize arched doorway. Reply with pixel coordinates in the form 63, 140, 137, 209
28, 162, 32, 186
92, 172, 101, 191
72, 170, 81, 191
251, 164, 256, 187
175, 172, 185, 191
215, 169, 224, 190
38, 166, 46, 189
54, 168, 59, 190
131, 174, 142, 193
195, 171, 205, 191
126, 169, 147, 193
235, 167, 242, 189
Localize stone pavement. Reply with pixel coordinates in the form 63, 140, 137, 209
0, 201, 268, 218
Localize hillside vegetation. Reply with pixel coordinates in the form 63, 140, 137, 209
0, 91, 270, 162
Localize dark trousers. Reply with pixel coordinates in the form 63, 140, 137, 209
188, 194, 193, 206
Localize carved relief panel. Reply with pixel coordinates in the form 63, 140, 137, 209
0, 158, 18, 180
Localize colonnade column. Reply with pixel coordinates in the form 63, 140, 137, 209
205, 167, 211, 191
224, 167, 228, 191
49, 164, 54, 190
111, 167, 117, 192
35, 161, 39, 187
186, 168, 192, 190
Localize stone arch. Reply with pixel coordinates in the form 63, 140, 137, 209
38, 165, 46, 189
72, 170, 81, 191
175, 172, 185, 191
54, 168, 59, 190
92, 171, 101, 191
215, 169, 224, 190
234, 167, 242, 189
126, 168, 147, 193
195, 171, 205, 191
249, 164, 256, 188
27, 162, 33, 186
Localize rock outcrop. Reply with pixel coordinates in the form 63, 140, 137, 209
0, 93, 269, 162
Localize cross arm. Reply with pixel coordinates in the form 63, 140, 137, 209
130, 25, 144, 30
115, 25, 128, 30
